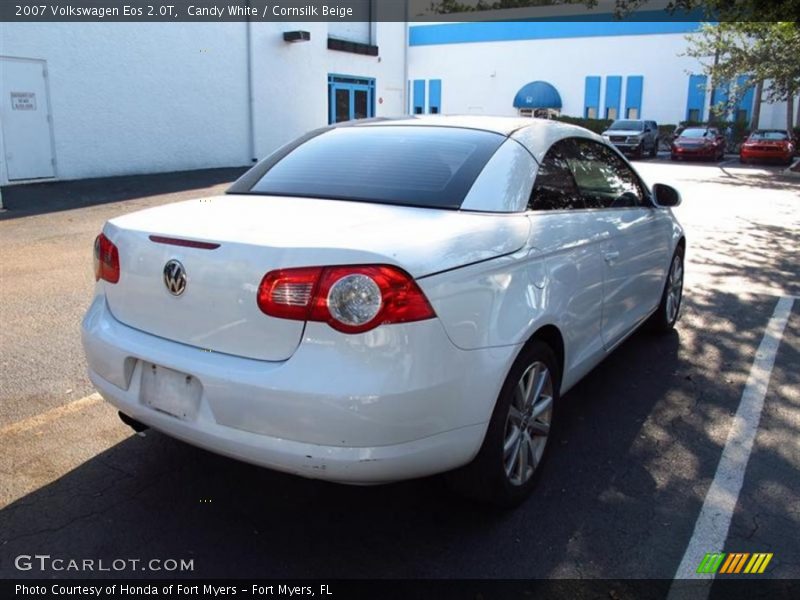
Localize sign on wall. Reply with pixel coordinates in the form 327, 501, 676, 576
11, 92, 37, 111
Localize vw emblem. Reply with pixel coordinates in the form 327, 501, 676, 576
163, 260, 187, 296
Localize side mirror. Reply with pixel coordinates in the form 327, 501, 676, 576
652, 183, 681, 207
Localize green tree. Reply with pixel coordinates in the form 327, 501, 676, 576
425, 0, 800, 20
684, 22, 800, 129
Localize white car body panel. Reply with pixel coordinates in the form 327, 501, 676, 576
460, 139, 537, 213
82, 115, 685, 484
104, 195, 529, 361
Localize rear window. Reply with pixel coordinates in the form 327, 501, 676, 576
243, 126, 505, 209
681, 128, 713, 138
609, 120, 643, 131
750, 130, 789, 140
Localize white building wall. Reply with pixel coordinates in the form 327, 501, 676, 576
0, 21, 407, 184
756, 96, 799, 130
408, 32, 704, 125
250, 21, 406, 158
1, 22, 252, 182
408, 30, 800, 131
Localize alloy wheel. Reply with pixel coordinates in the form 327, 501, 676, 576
503, 361, 553, 486
665, 254, 684, 324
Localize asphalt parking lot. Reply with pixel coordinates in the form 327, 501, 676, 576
1, 157, 798, 584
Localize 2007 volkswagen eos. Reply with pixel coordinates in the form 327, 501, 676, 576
82, 116, 685, 506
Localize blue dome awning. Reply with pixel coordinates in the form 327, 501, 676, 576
513, 81, 562, 109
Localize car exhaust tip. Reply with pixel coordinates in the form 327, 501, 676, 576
118, 411, 149, 433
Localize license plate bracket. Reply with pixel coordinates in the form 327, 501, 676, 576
140, 362, 202, 420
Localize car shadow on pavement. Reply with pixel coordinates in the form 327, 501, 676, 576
1, 288, 795, 580
0, 167, 248, 220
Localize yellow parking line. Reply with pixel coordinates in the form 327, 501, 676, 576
0, 393, 103, 437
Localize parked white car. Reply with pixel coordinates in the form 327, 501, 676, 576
82, 116, 685, 506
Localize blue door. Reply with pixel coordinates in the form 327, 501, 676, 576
328, 75, 375, 124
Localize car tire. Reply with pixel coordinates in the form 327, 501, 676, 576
650, 140, 658, 158
649, 246, 684, 333
740, 156, 748, 164
670, 154, 678, 161
446, 341, 560, 508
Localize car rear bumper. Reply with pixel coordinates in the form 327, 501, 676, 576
740, 148, 793, 161
671, 146, 716, 158
82, 295, 518, 483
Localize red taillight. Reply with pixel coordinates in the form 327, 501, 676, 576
93, 233, 120, 284
257, 265, 436, 334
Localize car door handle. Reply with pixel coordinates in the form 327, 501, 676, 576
604, 251, 620, 264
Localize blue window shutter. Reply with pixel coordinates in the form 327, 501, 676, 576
584, 76, 601, 118
737, 75, 754, 122
711, 81, 730, 120
604, 76, 622, 119
686, 74, 707, 121
428, 80, 442, 114
413, 80, 426, 115
625, 76, 643, 118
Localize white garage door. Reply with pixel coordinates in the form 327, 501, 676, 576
1, 57, 56, 181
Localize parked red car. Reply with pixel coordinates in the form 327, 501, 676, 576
670, 127, 726, 161
740, 130, 795, 165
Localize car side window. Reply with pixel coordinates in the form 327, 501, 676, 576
567, 138, 647, 209
528, 140, 585, 211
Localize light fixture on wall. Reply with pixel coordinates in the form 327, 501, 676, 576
283, 31, 311, 43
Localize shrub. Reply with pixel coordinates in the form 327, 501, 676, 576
553, 116, 613, 135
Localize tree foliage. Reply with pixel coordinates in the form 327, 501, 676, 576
425, 0, 800, 21
685, 22, 800, 118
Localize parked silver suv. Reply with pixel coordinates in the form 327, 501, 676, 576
602, 119, 659, 158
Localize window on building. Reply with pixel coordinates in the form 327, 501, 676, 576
686, 74, 708, 122
584, 76, 601, 120
624, 75, 644, 122
328, 75, 375, 124
519, 108, 533, 118
328, 1, 372, 44
604, 76, 622, 122
428, 80, 442, 114
413, 80, 425, 115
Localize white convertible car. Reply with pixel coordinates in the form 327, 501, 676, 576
82, 116, 685, 506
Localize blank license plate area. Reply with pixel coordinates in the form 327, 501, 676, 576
140, 362, 202, 420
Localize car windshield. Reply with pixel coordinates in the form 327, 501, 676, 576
749, 131, 789, 140
681, 128, 713, 138
609, 120, 644, 131
240, 126, 505, 210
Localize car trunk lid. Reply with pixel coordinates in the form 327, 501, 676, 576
102, 194, 529, 361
